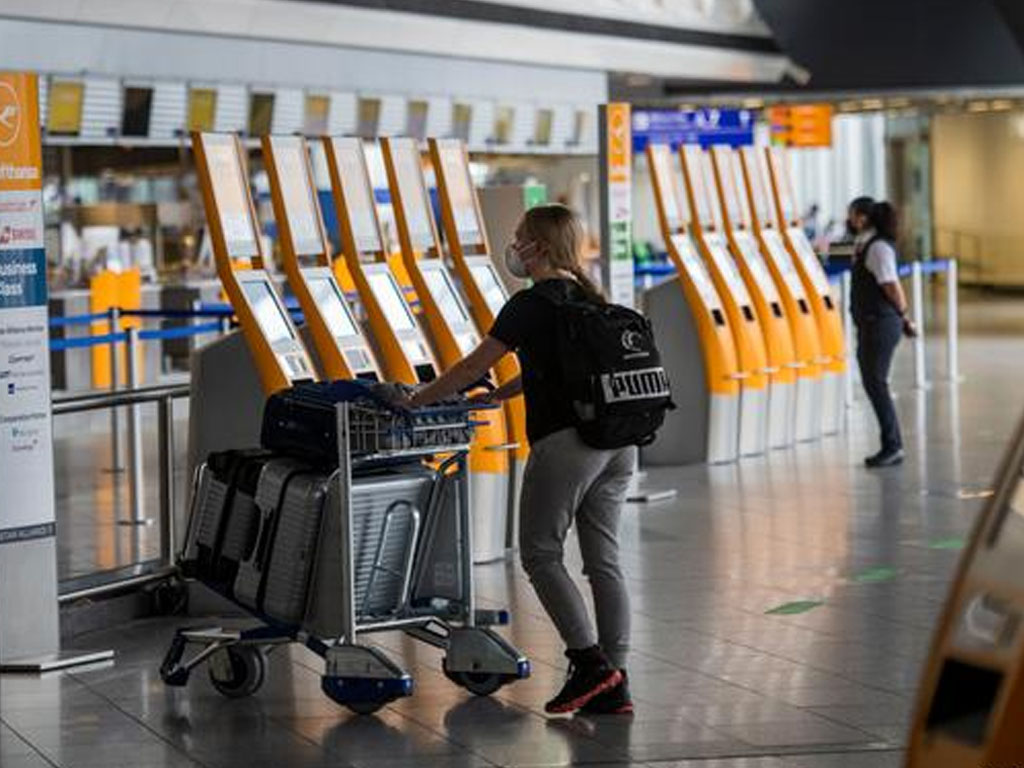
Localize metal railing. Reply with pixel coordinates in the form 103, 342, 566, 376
53, 383, 190, 602
48, 305, 226, 601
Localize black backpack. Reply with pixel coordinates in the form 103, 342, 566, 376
540, 288, 673, 449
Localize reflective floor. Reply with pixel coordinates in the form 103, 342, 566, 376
9, 291, 1023, 767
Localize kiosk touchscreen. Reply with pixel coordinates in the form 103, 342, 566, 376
427, 139, 530, 474
679, 144, 769, 457
906, 414, 1024, 765
738, 145, 824, 442
192, 132, 315, 394
644, 143, 741, 465
262, 134, 380, 381
322, 136, 437, 385
381, 136, 514, 562
764, 147, 845, 435
708, 144, 800, 449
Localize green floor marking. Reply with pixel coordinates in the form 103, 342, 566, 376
765, 600, 824, 615
851, 566, 899, 583
929, 537, 966, 550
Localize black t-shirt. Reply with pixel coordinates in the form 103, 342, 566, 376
489, 278, 585, 444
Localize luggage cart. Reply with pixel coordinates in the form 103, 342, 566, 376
161, 400, 530, 715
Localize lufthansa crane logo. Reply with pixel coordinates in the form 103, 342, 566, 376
0, 82, 21, 148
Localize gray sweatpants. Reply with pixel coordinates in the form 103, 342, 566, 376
518, 427, 635, 668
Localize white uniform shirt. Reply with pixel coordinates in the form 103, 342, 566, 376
856, 228, 899, 285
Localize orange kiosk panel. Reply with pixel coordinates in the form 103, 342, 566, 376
739, 145, 824, 442
679, 144, 769, 457
709, 144, 799, 449
645, 143, 740, 465
192, 132, 315, 395
764, 146, 844, 435
427, 137, 529, 546
262, 134, 380, 382
381, 136, 513, 562
322, 136, 436, 386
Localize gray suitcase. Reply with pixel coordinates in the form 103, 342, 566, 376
305, 468, 433, 637
234, 459, 326, 625
182, 450, 270, 592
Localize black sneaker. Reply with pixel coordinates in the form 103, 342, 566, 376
865, 448, 905, 468
579, 670, 633, 715
545, 647, 622, 715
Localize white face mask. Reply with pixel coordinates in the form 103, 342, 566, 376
504, 240, 534, 278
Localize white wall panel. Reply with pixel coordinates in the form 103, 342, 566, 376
469, 101, 495, 152
376, 95, 407, 137
271, 88, 304, 135
149, 81, 186, 140
214, 84, 246, 133
80, 76, 120, 141
328, 92, 357, 136
425, 97, 453, 141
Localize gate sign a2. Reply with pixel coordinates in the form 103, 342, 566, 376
632, 109, 755, 152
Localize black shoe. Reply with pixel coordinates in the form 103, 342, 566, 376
579, 670, 633, 715
545, 647, 622, 715
865, 448, 904, 468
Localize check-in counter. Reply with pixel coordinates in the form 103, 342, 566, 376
679, 144, 769, 457
644, 143, 741, 465
709, 145, 799, 449
738, 146, 825, 442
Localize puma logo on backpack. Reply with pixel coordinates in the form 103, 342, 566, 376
540, 287, 674, 449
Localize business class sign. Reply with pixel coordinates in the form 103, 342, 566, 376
0, 72, 54, 537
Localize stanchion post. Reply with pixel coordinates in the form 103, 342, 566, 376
108, 307, 123, 471
911, 261, 927, 390
121, 327, 150, 526
840, 270, 855, 407
158, 395, 176, 562
946, 258, 959, 382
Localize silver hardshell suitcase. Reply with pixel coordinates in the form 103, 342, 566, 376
234, 459, 323, 624
304, 468, 433, 637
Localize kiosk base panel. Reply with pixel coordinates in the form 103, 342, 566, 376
768, 380, 796, 449
739, 386, 769, 458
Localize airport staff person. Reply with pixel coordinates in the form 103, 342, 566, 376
405, 204, 634, 715
850, 200, 917, 468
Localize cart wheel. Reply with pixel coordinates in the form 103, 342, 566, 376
344, 699, 387, 715
208, 647, 266, 699
445, 669, 506, 697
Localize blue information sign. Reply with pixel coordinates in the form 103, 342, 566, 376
632, 109, 755, 152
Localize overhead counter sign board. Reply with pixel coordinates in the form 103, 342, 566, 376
632, 109, 755, 152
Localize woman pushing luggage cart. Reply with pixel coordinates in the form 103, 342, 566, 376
404, 205, 673, 715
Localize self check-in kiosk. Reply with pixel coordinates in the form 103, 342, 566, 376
427, 138, 529, 543
644, 143, 741, 465
187, 132, 318, 472
709, 145, 799, 449
679, 144, 769, 457
738, 145, 824, 442
261, 134, 380, 382
764, 147, 845, 435
906, 414, 1024, 766
322, 136, 437, 385
381, 136, 514, 562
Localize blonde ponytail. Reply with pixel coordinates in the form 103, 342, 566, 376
520, 204, 605, 303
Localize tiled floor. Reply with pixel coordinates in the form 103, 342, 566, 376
8, 291, 1022, 767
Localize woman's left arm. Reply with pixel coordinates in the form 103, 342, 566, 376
408, 336, 510, 408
